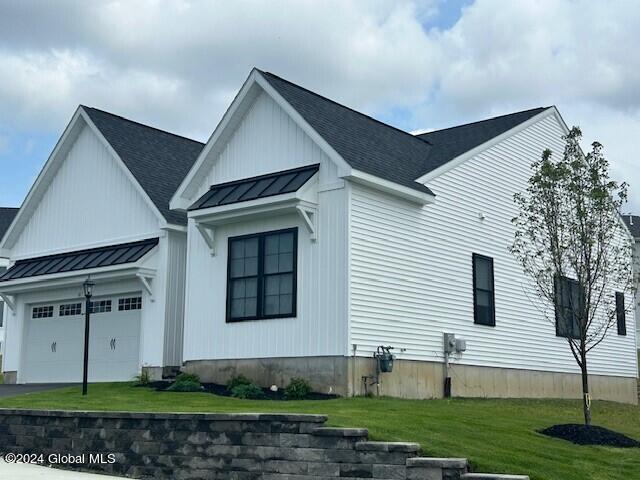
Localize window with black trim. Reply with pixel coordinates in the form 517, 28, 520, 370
0, 301, 4, 327
59, 303, 82, 316
472, 254, 496, 326
119, 297, 142, 311
32, 305, 54, 318
554, 276, 583, 339
615, 292, 626, 336
89, 300, 112, 314
227, 228, 297, 322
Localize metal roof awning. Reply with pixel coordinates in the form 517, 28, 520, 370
0, 238, 158, 284
189, 164, 319, 211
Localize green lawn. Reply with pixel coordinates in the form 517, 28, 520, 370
0, 383, 638, 480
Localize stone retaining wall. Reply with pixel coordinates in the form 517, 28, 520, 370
0, 409, 528, 480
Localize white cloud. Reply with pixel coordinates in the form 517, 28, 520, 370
0, 0, 638, 209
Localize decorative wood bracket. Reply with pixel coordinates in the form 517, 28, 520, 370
296, 206, 317, 241
196, 222, 217, 256
0, 293, 16, 314
136, 274, 154, 302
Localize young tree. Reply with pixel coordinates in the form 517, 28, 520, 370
510, 127, 635, 426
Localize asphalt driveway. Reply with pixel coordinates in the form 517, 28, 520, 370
0, 384, 74, 398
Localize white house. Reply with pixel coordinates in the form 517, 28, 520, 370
623, 215, 640, 349
0, 208, 19, 368
170, 69, 638, 403
0, 107, 203, 384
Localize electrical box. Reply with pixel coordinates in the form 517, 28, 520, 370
455, 338, 467, 352
443, 333, 456, 354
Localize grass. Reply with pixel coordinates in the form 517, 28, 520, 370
0, 383, 638, 480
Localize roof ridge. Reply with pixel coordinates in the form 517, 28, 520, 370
81, 105, 205, 146
417, 106, 551, 138
258, 70, 431, 147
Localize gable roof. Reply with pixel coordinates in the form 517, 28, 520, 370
259, 71, 434, 196
622, 215, 640, 239
82, 107, 205, 225
0, 208, 19, 241
416, 107, 548, 172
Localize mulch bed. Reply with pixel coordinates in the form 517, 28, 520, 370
540, 424, 640, 448
141, 381, 338, 401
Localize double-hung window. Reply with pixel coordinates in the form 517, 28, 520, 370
227, 228, 297, 322
472, 254, 496, 326
615, 292, 626, 336
554, 276, 583, 339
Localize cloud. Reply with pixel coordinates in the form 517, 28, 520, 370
0, 0, 638, 210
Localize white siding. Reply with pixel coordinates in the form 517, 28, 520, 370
182, 187, 349, 361
349, 115, 637, 378
192, 90, 340, 200
163, 230, 188, 366
11, 125, 160, 258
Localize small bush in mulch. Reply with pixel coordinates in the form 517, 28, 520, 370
284, 378, 313, 400
230, 383, 266, 399
143, 380, 337, 400
539, 424, 640, 448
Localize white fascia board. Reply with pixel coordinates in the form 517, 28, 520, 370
0, 264, 157, 295
416, 107, 558, 184
0, 107, 86, 251
345, 170, 435, 205
79, 108, 167, 227
170, 69, 352, 210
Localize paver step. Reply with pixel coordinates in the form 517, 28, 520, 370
355, 441, 421, 453
461, 474, 529, 480
310, 427, 369, 437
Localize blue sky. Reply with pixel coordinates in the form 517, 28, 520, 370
0, 0, 638, 211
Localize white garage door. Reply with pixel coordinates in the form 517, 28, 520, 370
23, 295, 142, 383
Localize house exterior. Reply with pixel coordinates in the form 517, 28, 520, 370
170, 69, 638, 403
622, 215, 640, 349
0, 208, 19, 367
0, 107, 202, 384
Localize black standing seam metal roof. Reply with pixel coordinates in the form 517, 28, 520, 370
0, 207, 19, 240
259, 70, 548, 193
622, 215, 640, 239
82, 107, 205, 225
190, 164, 320, 211
0, 238, 159, 282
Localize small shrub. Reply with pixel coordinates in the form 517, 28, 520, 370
227, 374, 252, 391
230, 383, 265, 399
174, 372, 200, 384
133, 370, 151, 386
167, 380, 202, 392
284, 377, 312, 400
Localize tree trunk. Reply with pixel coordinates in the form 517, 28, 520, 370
580, 350, 591, 426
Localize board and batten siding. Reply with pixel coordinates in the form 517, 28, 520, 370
182, 88, 349, 362
349, 114, 637, 378
11, 125, 161, 259
163, 231, 188, 366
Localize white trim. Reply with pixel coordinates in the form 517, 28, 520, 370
136, 273, 154, 300
195, 223, 216, 256
345, 170, 435, 205
170, 69, 352, 210
0, 293, 15, 313
296, 206, 317, 241
416, 107, 559, 183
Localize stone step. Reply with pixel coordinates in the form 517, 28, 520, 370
461, 474, 529, 480
355, 441, 421, 453
310, 427, 369, 438
406, 458, 469, 469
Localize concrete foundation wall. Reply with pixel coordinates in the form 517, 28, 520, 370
2, 370, 16, 384
185, 356, 638, 404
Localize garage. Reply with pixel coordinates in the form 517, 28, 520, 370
23, 294, 142, 383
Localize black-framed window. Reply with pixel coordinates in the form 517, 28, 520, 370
554, 276, 583, 339
615, 292, 626, 336
227, 228, 297, 322
0, 301, 4, 327
472, 254, 495, 326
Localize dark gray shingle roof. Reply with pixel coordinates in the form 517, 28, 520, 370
260, 70, 548, 195
0, 207, 19, 240
0, 237, 158, 282
417, 107, 548, 172
622, 215, 640, 239
259, 71, 435, 196
83, 107, 205, 225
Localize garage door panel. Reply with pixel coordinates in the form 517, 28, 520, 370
23, 295, 142, 384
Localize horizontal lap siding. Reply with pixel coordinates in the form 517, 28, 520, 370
350, 115, 637, 377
